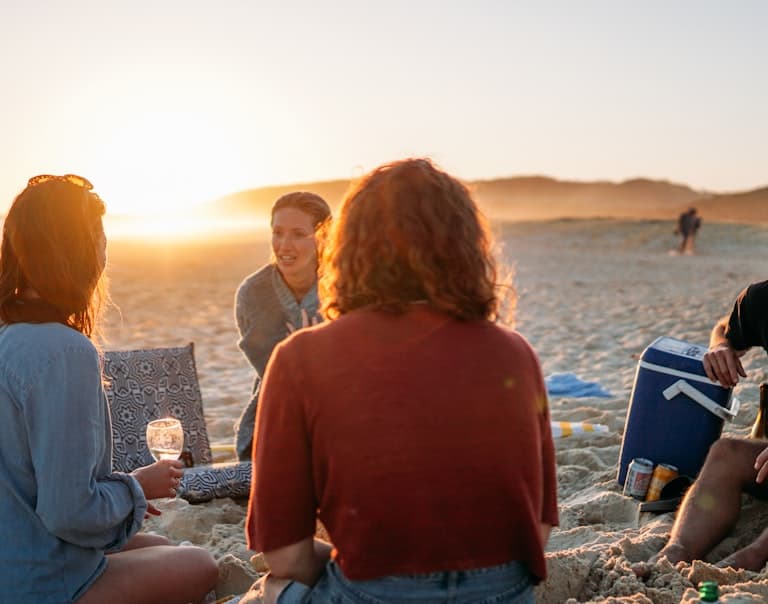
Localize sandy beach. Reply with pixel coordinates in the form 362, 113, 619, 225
103, 219, 768, 603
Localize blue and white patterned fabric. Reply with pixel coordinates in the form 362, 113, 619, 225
104, 343, 250, 503
103, 343, 213, 472
179, 461, 252, 504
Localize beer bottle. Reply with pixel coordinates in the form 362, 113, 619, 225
750, 383, 768, 439
698, 580, 719, 602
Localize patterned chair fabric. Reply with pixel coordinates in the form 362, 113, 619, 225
103, 343, 251, 503
181, 461, 252, 504
103, 343, 213, 473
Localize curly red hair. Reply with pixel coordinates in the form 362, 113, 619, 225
321, 158, 505, 321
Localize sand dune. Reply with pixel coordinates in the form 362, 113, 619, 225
694, 187, 768, 224
103, 219, 768, 602
204, 176, 768, 226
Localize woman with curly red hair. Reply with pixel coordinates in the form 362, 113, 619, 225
244, 159, 558, 604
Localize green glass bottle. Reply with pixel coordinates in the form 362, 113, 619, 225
698, 580, 719, 602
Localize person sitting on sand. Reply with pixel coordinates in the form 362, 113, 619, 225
233, 191, 331, 460
674, 207, 701, 254
240, 158, 559, 604
635, 280, 768, 575
0, 175, 218, 603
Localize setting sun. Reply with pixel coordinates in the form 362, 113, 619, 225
88, 109, 256, 218
103, 210, 269, 241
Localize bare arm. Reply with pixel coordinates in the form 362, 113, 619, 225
539, 523, 551, 546
238, 538, 334, 604
263, 537, 332, 586
702, 315, 748, 387
708, 316, 731, 349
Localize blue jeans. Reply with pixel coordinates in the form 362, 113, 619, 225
277, 560, 534, 604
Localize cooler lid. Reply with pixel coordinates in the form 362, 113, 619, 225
642, 336, 710, 375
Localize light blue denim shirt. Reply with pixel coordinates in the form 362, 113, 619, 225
0, 322, 147, 603
233, 263, 322, 459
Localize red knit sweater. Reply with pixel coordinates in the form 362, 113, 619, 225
246, 305, 558, 582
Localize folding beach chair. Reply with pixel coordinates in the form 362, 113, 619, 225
103, 343, 251, 503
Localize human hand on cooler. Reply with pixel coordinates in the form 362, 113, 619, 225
754, 446, 768, 483
131, 459, 184, 500
703, 343, 746, 388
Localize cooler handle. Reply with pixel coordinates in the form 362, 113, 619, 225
662, 379, 740, 422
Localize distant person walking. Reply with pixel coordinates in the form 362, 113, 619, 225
675, 207, 702, 254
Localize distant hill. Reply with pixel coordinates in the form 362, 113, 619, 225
469, 176, 704, 221
206, 180, 351, 218
6, 176, 764, 243
692, 187, 768, 224
3, 176, 766, 227
200, 175, 768, 224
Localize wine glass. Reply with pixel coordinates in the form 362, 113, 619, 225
146, 417, 184, 461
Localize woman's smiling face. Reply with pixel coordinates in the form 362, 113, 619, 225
271, 207, 318, 284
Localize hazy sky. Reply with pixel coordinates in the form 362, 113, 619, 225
1, 1, 766, 214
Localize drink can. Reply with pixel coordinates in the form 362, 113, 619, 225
645, 463, 678, 502
623, 457, 654, 500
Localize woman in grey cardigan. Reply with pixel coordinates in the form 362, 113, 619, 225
234, 191, 331, 460
0, 174, 218, 603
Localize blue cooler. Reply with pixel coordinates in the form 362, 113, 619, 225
617, 336, 738, 485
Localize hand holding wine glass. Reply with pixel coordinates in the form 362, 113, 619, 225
131, 417, 185, 500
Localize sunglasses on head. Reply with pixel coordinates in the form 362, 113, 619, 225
27, 174, 93, 190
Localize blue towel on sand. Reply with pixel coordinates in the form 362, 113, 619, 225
545, 372, 612, 398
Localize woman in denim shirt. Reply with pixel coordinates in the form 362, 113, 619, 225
234, 192, 331, 460
0, 175, 218, 603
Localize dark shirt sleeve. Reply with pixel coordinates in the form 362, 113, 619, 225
724, 282, 768, 352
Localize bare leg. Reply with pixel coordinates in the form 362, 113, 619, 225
654, 439, 768, 565
77, 544, 218, 604
717, 525, 768, 571
119, 532, 171, 550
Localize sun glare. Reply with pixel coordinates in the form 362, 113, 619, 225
88, 111, 255, 218
104, 210, 269, 242
81, 109, 269, 241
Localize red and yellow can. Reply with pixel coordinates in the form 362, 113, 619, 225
623, 458, 654, 500
645, 463, 678, 502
